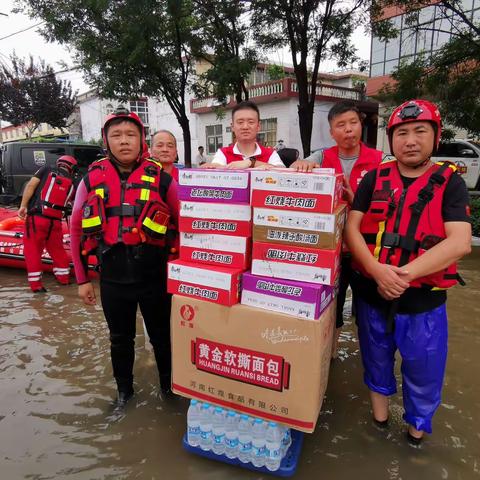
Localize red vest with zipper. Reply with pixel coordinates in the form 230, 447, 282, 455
35, 170, 74, 220
322, 143, 383, 194
220, 144, 275, 164
84, 157, 171, 246
356, 159, 459, 289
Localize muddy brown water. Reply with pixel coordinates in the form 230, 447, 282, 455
1, 250, 479, 479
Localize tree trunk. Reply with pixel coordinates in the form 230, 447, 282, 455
179, 115, 192, 167
295, 67, 314, 157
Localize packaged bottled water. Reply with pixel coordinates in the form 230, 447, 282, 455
237, 414, 253, 463
265, 421, 282, 471
199, 402, 213, 451
281, 426, 292, 457
251, 418, 266, 468
187, 399, 202, 447
224, 410, 239, 459
212, 407, 226, 455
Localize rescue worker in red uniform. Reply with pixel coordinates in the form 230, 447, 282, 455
18, 155, 77, 292
291, 101, 383, 354
345, 100, 471, 445
70, 107, 179, 408
203, 100, 285, 169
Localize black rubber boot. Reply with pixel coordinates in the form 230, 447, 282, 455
115, 388, 134, 408
406, 430, 423, 447
160, 374, 172, 395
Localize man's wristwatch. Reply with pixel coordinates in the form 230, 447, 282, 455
249, 157, 256, 168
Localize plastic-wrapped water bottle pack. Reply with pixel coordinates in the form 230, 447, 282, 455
186, 400, 292, 471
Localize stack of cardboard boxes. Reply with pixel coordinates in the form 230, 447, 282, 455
243, 169, 346, 321
167, 169, 251, 306
169, 168, 346, 433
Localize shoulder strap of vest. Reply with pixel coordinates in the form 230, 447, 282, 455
159, 170, 172, 202
398, 161, 455, 267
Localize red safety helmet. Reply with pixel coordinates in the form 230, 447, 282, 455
387, 99, 442, 156
56, 155, 78, 175
102, 106, 148, 161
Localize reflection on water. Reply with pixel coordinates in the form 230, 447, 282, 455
1, 250, 479, 479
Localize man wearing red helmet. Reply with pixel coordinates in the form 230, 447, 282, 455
70, 106, 179, 408
18, 155, 77, 292
345, 100, 471, 445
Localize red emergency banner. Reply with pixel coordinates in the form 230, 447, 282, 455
191, 338, 290, 392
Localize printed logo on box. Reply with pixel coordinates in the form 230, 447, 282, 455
192, 338, 290, 392
265, 195, 317, 209
255, 280, 303, 297
191, 188, 234, 200
178, 284, 219, 300
265, 248, 318, 264
180, 304, 195, 322
192, 220, 238, 232
191, 250, 234, 264
266, 229, 320, 245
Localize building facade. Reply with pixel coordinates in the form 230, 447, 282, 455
366, 1, 480, 151
77, 66, 378, 164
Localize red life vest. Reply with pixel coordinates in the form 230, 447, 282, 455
220, 144, 275, 164
81, 157, 173, 250
356, 159, 459, 289
322, 143, 383, 194
35, 170, 74, 219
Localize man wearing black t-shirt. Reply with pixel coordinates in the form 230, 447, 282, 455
345, 100, 471, 446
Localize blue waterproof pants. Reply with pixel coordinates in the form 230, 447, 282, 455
356, 297, 448, 433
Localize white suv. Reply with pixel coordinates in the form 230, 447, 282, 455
432, 140, 480, 190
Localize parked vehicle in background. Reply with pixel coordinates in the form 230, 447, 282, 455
0, 142, 105, 203
432, 140, 480, 190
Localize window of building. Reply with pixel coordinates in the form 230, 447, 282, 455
416, 29, 433, 55
370, 63, 384, 77
258, 118, 277, 147
384, 59, 399, 75
400, 28, 417, 57
206, 125, 223, 154
371, 35, 385, 64
129, 100, 149, 125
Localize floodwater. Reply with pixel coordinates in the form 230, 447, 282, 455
1, 250, 479, 480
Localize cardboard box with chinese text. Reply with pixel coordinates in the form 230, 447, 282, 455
251, 241, 341, 286
241, 271, 335, 320
171, 295, 335, 433
250, 169, 343, 213
179, 201, 252, 237
178, 169, 250, 203
167, 260, 242, 306
252, 203, 346, 250
179, 232, 251, 269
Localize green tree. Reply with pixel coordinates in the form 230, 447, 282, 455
0, 54, 76, 138
192, 0, 259, 104
374, 1, 480, 138
251, 0, 369, 157
19, 0, 200, 166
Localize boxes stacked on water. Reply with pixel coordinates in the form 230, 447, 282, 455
243, 168, 346, 319
168, 169, 252, 306
171, 168, 345, 443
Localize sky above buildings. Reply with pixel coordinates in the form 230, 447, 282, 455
0, 0, 372, 98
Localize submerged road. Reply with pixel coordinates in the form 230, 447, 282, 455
0, 249, 479, 479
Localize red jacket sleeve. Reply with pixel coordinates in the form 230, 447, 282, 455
70, 180, 89, 284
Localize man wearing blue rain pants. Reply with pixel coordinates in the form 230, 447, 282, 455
345, 99, 471, 446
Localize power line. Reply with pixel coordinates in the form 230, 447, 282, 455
0, 21, 45, 42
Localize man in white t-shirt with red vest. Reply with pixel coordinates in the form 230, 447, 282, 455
203, 101, 285, 170
291, 101, 383, 354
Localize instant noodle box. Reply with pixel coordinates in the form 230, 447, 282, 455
171, 295, 335, 433
178, 169, 250, 204
253, 203, 346, 250
241, 271, 335, 320
179, 232, 251, 269
179, 201, 252, 237
167, 259, 242, 306
251, 241, 341, 286
250, 168, 343, 213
